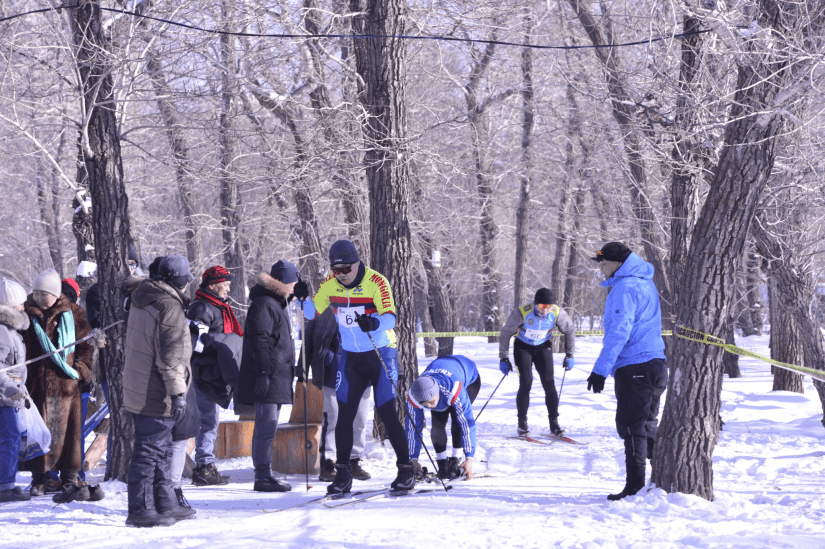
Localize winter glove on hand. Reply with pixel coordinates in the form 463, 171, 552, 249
563, 356, 575, 371
354, 312, 380, 333
170, 394, 186, 422
499, 357, 513, 376
253, 375, 270, 397
586, 372, 606, 394
293, 280, 309, 301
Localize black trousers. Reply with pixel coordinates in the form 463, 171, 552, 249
335, 348, 409, 466
513, 339, 559, 420
614, 358, 668, 472
430, 376, 482, 453
128, 414, 176, 513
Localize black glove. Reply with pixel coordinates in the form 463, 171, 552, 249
355, 312, 380, 333
253, 375, 270, 397
293, 280, 309, 301
170, 393, 186, 422
586, 372, 606, 394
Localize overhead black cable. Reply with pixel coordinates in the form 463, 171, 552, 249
0, 4, 717, 51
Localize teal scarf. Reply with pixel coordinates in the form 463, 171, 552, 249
32, 310, 79, 380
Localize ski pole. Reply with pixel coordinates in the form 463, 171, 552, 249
557, 367, 569, 406
358, 316, 451, 494
0, 320, 121, 373
473, 373, 506, 422
299, 297, 311, 491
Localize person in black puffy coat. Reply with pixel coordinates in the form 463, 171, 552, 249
236, 260, 298, 492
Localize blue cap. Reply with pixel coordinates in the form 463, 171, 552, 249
329, 239, 360, 266
159, 254, 195, 288
270, 260, 299, 283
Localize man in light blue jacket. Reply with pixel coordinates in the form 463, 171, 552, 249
587, 242, 667, 501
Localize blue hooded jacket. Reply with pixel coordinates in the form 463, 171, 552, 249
593, 252, 666, 377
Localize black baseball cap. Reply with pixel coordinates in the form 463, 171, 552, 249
592, 242, 632, 262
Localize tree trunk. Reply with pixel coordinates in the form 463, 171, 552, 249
745, 252, 764, 335
413, 269, 437, 357
350, 0, 417, 432
768, 282, 804, 393
653, 39, 789, 500
513, 7, 534, 308
722, 323, 741, 378
146, 54, 202, 273
669, 16, 705, 331
68, 0, 134, 482
34, 152, 65, 276
218, 4, 247, 316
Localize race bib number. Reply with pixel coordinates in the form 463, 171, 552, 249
337, 306, 365, 328
523, 328, 549, 341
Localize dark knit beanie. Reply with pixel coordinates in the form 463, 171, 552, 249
534, 288, 555, 306
201, 265, 232, 288
328, 239, 360, 266
148, 256, 165, 279
592, 242, 632, 263
270, 260, 299, 283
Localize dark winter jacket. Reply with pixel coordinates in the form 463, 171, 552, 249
297, 308, 339, 390
187, 294, 225, 334
123, 279, 192, 417
86, 282, 101, 329
20, 294, 93, 473
0, 305, 30, 409
192, 332, 243, 409
593, 252, 666, 377
236, 273, 295, 406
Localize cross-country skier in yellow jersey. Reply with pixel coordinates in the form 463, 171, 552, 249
293, 240, 414, 495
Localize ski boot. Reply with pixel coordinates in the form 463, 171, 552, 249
391, 462, 416, 491
517, 418, 529, 437
327, 463, 353, 495
549, 417, 565, 436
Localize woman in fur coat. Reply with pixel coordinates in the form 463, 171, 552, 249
19, 269, 94, 502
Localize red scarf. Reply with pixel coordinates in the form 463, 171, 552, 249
194, 289, 244, 336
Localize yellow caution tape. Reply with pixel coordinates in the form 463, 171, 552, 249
416, 330, 673, 338
674, 325, 825, 382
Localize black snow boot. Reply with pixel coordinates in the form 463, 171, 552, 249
192, 463, 231, 486
319, 458, 336, 482
517, 418, 529, 436
327, 463, 353, 495
88, 484, 105, 502
0, 487, 31, 502
52, 483, 91, 504
160, 505, 196, 521
391, 462, 416, 491
350, 458, 371, 481
550, 417, 565, 436
607, 465, 646, 501
174, 488, 191, 509
126, 510, 177, 528
254, 476, 292, 493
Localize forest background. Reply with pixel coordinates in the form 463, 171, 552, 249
2, 0, 825, 501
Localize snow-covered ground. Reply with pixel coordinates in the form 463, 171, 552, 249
2, 335, 824, 548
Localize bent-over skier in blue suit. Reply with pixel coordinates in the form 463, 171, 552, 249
407, 355, 481, 480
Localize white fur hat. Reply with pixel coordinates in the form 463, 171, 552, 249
33, 269, 62, 297
0, 278, 27, 307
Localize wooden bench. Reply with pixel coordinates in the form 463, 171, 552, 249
214, 381, 324, 474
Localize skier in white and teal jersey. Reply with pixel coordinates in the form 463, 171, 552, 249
499, 288, 576, 437
406, 355, 481, 480
293, 239, 414, 495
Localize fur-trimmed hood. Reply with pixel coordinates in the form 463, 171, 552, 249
0, 304, 30, 331
123, 274, 146, 295
252, 272, 294, 300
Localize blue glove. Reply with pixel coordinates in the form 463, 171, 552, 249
499, 357, 513, 376
563, 356, 574, 371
